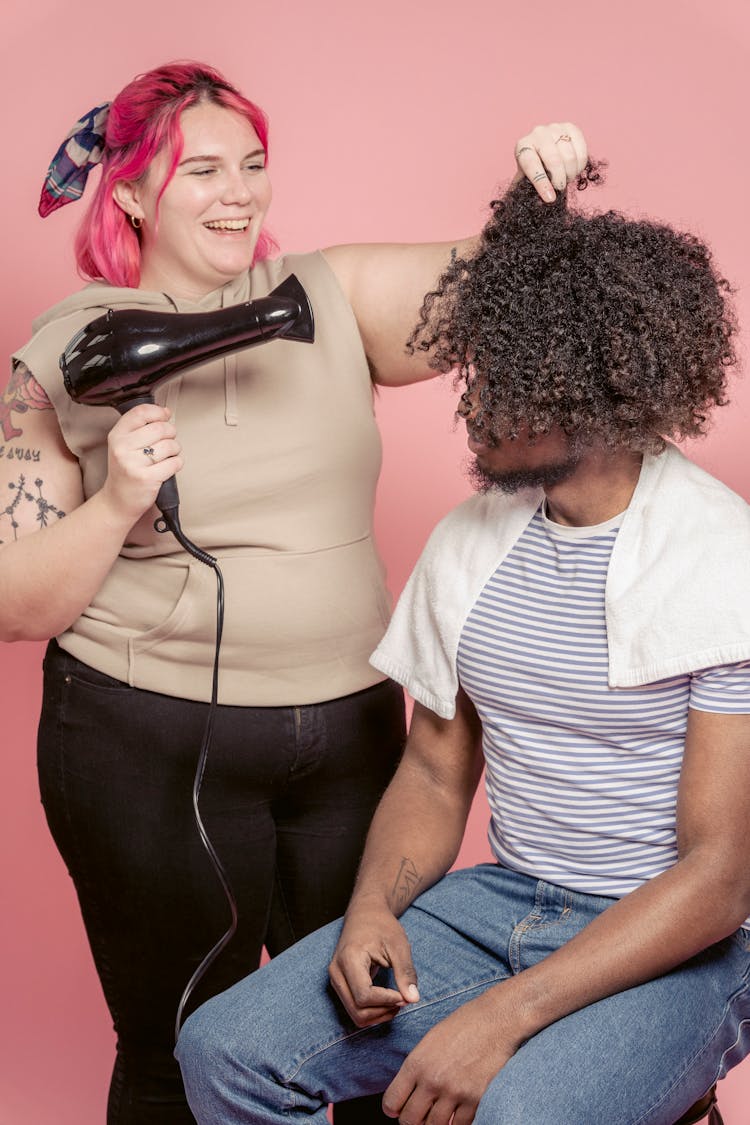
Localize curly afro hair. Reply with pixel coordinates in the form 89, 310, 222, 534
407, 164, 737, 454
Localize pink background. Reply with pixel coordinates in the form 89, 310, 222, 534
2, 1, 749, 1121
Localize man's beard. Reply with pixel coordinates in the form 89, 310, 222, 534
468, 454, 581, 495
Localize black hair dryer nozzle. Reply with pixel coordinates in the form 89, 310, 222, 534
59, 274, 315, 543
60, 274, 314, 408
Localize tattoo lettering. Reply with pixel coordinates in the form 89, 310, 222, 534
0, 445, 41, 461
1, 362, 52, 442
1, 475, 65, 544
391, 857, 421, 913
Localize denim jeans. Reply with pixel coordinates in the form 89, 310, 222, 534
38, 639, 405, 1125
177, 863, 750, 1124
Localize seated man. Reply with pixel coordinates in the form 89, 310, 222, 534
176, 166, 750, 1125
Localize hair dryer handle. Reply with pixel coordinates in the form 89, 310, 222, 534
116, 395, 179, 531
153, 476, 180, 529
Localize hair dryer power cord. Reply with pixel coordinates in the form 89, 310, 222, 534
162, 510, 238, 1043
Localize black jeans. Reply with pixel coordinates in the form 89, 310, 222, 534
38, 639, 406, 1124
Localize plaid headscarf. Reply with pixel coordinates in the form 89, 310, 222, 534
38, 103, 111, 217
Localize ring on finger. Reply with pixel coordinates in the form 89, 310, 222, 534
143, 446, 157, 464
555, 133, 572, 143
516, 145, 534, 158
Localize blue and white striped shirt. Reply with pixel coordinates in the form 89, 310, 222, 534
457, 505, 750, 898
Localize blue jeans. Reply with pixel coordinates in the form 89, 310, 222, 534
38, 639, 405, 1124
176, 863, 750, 1124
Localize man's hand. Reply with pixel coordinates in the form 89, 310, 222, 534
328, 900, 421, 1028
382, 986, 525, 1125
513, 121, 588, 202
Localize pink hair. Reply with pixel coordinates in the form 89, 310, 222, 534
75, 61, 277, 288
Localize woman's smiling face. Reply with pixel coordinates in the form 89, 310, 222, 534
118, 100, 272, 301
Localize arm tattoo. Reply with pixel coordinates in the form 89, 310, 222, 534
391, 857, 422, 913
1, 361, 53, 442
1, 474, 65, 544
0, 445, 41, 462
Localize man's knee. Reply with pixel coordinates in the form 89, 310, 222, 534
177, 988, 289, 1121
175, 996, 238, 1104
175, 928, 346, 1113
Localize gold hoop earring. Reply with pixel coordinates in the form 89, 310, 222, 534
130, 214, 143, 230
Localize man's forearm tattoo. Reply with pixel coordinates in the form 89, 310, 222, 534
391, 858, 422, 913
2, 474, 65, 544
1, 362, 52, 442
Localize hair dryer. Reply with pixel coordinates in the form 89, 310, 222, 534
60, 273, 314, 548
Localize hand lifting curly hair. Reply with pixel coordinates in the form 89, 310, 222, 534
407, 163, 738, 457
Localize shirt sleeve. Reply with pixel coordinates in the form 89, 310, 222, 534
688, 660, 750, 714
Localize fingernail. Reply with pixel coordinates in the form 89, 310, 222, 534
543, 185, 556, 202
407, 984, 420, 1001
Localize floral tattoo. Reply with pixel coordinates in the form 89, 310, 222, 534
2, 475, 65, 544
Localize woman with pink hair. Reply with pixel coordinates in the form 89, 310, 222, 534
1, 60, 586, 1123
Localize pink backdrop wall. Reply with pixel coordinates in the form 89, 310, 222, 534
2, 1, 749, 1121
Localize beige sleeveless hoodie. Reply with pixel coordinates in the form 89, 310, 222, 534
14, 252, 392, 705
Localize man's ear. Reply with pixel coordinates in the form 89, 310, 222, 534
113, 180, 144, 223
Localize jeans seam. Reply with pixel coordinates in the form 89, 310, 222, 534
509, 885, 574, 974
717, 1016, 750, 1075
282, 973, 507, 1086
51, 670, 128, 1121
270, 864, 298, 950
629, 973, 750, 1125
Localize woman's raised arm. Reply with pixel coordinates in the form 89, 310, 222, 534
323, 121, 587, 386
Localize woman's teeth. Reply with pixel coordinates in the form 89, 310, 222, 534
204, 219, 249, 231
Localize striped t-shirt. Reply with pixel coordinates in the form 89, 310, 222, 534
456, 504, 750, 898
